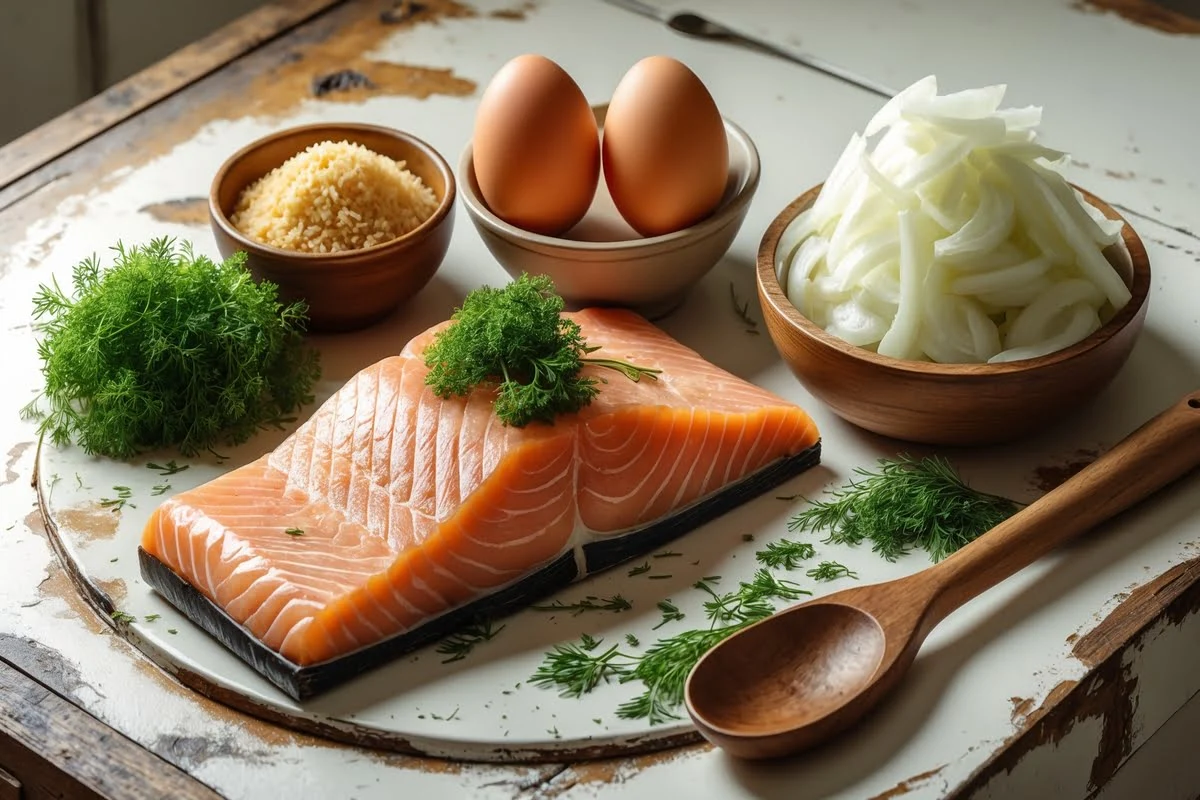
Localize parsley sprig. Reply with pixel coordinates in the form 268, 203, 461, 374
422, 274, 661, 427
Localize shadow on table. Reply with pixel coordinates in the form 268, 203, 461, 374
717, 328, 1200, 797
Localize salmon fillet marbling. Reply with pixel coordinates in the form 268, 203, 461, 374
141, 308, 820, 670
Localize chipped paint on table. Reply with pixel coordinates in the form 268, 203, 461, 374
2, 0, 1200, 797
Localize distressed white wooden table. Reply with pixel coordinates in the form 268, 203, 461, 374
1, 1, 1198, 798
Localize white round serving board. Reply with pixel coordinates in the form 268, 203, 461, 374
36, 280, 1152, 762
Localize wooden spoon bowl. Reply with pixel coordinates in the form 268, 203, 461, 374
756, 184, 1152, 446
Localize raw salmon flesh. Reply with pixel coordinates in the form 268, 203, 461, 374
140, 308, 820, 692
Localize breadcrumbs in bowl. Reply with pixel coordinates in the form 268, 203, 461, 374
230, 140, 439, 254
210, 123, 456, 333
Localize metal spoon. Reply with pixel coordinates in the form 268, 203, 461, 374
601, 0, 896, 99
684, 391, 1200, 760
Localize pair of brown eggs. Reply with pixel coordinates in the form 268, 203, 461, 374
471, 54, 730, 238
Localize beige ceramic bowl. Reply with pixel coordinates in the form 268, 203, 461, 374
210, 122, 456, 333
459, 105, 760, 319
757, 183, 1151, 446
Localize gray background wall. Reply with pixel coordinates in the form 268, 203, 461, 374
0, 0, 263, 146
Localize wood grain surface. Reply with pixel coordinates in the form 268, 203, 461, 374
0, 655, 218, 799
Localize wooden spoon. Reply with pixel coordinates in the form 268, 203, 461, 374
685, 391, 1200, 760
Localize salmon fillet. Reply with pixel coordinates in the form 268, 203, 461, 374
142, 309, 820, 666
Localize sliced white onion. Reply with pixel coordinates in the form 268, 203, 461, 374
949, 255, 1050, 295
989, 303, 1101, 363
780, 76, 1130, 366
933, 178, 1016, 263
876, 210, 925, 360
1004, 279, 1104, 349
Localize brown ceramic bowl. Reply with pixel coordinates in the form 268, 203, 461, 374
210, 122, 455, 333
458, 104, 760, 319
757, 183, 1151, 446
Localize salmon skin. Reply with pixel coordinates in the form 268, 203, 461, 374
139, 308, 821, 699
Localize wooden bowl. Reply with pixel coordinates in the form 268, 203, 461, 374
757, 184, 1151, 446
209, 123, 455, 333
458, 105, 760, 320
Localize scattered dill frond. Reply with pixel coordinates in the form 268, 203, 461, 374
625, 633, 640, 647
22, 239, 320, 459
422, 274, 661, 427
653, 551, 682, 559
147, 460, 188, 476
167, 628, 178, 635
435, 617, 506, 663
776, 493, 802, 501
111, 610, 136, 624
429, 707, 460, 721
741, 533, 755, 542
530, 569, 814, 725
150, 484, 170, 496
579, 633, 602, 651
805, 561, 859, 582
788, 455, 1021, 562
532, 594, 632, 616
652, 600, 685, 630
627, 562, 651, 577
283, 527, 304, 537
99, 485, 134, 511
530, 639, 631, 698
728, 282, 760, 335
144, 614, 162, 622
647, 574, 672, 580
755, 539, 816, 570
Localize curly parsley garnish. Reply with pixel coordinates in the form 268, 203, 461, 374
422, 274, 661, 427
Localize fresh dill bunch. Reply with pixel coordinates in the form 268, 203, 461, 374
755, 539, 817, 570
788, 455, 1021, 562
422, 274, 661, 427
23, 238, 319, 459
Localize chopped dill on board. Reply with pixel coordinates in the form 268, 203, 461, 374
150, 484, 170, 496
422, 273, 661, 427
579, 633, 602, 652
100, 485, 134, 511
147, 460, 189, 476
627, 562, 651, 577
788, 455, 1021, 561
625, 634, 640, 648
805, 561, 859, 582
110, 610, 136, 624
755, 539, 816, 570
530, 570, 812, 724
144, 614, 162, 623
531, 594, 632, 616
652, 600, 685, 630
283, 527, 305, 537
435, 618, 506, 663
728, 282, 760, 335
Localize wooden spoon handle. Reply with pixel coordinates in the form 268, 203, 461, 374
926, 391, 1200, 625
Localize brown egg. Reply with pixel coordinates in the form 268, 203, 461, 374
603, 56, 729, 237
471, 54, 600, 236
